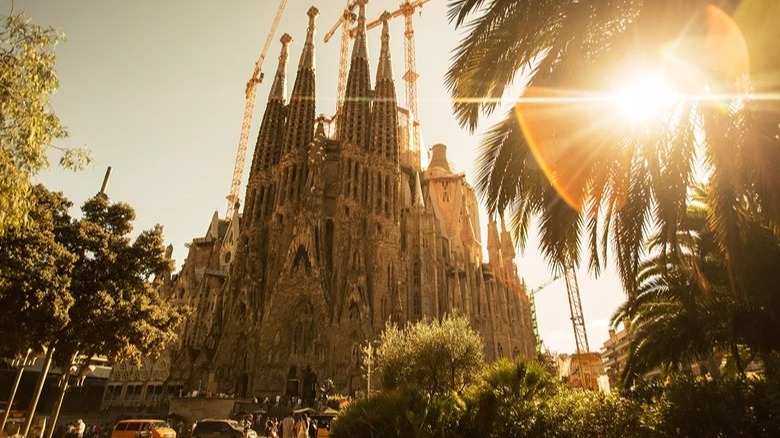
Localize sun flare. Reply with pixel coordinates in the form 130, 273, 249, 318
615, 72, 677, 124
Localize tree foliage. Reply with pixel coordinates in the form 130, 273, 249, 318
612, 187, 780, 384
446, 0, 780, 298
0, 185, 183, 365
375, 315, 485, 394
0, 12, 91, 235
0, 185, 74, 358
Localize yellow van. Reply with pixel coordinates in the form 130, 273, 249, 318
112, 420, 176, 438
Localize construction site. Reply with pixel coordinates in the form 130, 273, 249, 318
104, 0, 600, 407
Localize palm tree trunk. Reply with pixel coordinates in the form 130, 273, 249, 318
730, 342, 745, 377
706, 352, 721, 379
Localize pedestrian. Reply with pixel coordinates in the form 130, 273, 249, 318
264, 420, 277, 438
281, 414, 294, 438
75, 420, 86, 438
296, 415, 307, 438
307, 418, 317, 438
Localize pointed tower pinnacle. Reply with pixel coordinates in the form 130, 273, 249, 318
370, 11, 399, 159
412, 171, 425, 210
500, 215, 517, 259
337, 0, 372, 149
252, 33, 292, 174
299, 7, 319, 71
282, 7, 318, 156
376, 11, 394, 82
487, 217, 501, 252
269, 33, 292, 102
352, 0, 369, 63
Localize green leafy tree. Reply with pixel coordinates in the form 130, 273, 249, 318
0, 186, 183, 366
53, 192, 183, 365
0, 186, 75, 358
375, 315, 484, 395
0, 12, 91, 235
446, 0, 780, 296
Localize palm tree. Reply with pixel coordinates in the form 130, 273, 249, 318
611, 187, 780, 384
446, 0, 780, 295
460, 358, 557, 437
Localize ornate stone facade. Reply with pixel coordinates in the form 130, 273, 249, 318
165, 2, 535, 400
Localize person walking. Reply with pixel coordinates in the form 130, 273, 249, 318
296, 415, 307, 438
281, 414, 294, 438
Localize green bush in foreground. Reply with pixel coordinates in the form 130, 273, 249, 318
332, 357, 780, 438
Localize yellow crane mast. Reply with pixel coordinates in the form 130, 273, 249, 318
563, 263, 594, 390
225, 0, 288, 217
527, 263, 594, 390
360, 1, 430, 139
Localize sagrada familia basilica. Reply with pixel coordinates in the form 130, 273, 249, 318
106, 1, 535, 403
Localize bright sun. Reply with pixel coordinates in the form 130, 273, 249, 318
615, 71, 677, 124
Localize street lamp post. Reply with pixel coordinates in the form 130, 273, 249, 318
45, 354, 94, 438
21, 345, 55, 438
1, 349, 36, 434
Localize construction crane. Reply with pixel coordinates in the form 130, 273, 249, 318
527, 263, 594, 390
225, 0, 288, 217
528, 275, 560, 353
359, 0, 430, 123
323, 1, 358, 114
563, 262, 594, 390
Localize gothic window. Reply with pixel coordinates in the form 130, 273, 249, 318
352, 344, 361, 368
413, 292, 421, 316
512, 347, 520, 358
413, 262, 420, 285
497, 343, 504, 358
376, 173, 382, 214
348, 299, 360, 321
381, 295, 388, 321
292, 246, 311, 274
362, 170, 369, 205
353, 162, 359, 199
292, 326, 302, 354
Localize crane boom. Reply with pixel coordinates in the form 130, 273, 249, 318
563, 263, 593, 389
528, 275, 560, 353
226, 0, 288, 216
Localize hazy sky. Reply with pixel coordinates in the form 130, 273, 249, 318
13, 0, 625, 354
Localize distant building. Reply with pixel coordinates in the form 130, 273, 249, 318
601, 324, 635, 388
556, 352, 603, 391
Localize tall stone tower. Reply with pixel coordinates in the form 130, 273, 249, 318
166, 2, 536, 400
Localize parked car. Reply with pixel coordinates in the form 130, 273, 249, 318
191, 420, 257, 438
112, 420, 176, 438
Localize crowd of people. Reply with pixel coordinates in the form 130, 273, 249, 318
260, 413, 322, 438
53, 419, 109, 438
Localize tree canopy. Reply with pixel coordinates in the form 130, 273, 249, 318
446, 0, 780, 299
0, 185, 183, 365
0, 12, 90, 235
375, 315, 485, 395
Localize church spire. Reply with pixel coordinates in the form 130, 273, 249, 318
412, 171, 425, 210
500, 216, 516, 259
282, 6, 318, 157
251, 34, 292, 176
337, 0, 372, 149
369, 12, 399, 161
269, 33, 292, 102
